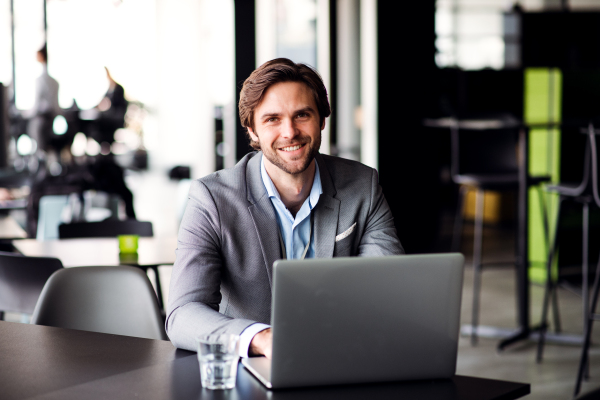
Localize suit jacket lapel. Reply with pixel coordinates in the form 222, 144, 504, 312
314, 154, 340, 258
246, 153, 280, 288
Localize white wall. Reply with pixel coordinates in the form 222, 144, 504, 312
336, 0, 360, 161
360, 0, 377, 170
155, 0, 214, 179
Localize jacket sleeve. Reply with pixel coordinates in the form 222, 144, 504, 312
166, 180, 256, 351
357, 169, 405, 256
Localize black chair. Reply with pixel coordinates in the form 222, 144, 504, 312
537, 124, 600, 369
573, 126, 600, 397
450, 118, 550, 345
0, 252, 63, 320
58, 220, 153, 238
31, 266, 167, 340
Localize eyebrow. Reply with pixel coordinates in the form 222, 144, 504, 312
258, 106, 316, 121
259, 112, 281, 120
295, 106, 316, 115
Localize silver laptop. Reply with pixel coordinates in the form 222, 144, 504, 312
241, 253, 465, 389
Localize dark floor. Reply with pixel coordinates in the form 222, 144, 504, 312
454, 220, 600, 400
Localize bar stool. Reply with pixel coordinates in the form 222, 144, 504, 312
574, 125, 600, 397
537, 124, 598, 366
450, 118, 550, 345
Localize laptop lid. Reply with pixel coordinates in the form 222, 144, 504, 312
243, 253, 464, 389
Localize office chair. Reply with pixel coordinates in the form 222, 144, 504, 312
573, 126, 600, 397
537, 124, 600, 369
450, 119, 550, 345
58, 219, 153, 238
0, 252, 63, 320
31, 266, 167, 340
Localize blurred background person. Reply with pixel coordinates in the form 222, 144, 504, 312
26, 43, 61, 156
91, 67, 128, 151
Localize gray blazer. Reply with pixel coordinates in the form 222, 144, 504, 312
166, 152, 403, 351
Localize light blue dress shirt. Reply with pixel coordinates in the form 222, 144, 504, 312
260, 154, 322, 260
238, 154, 322, 357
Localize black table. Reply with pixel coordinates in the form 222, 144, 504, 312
0, 321, 530, 400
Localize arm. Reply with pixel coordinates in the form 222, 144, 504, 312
166, 180, 258, 351
357, 169, 404, 256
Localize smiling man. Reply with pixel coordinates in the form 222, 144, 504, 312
166, 58, 403, 358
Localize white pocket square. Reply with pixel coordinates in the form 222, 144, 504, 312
335, 222, 356, 242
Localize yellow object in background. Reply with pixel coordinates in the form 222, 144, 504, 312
462, 188, 515, 225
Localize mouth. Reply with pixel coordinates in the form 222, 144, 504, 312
279, 143, 306, 152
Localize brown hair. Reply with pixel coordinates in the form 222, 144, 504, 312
239, 58, 331, 150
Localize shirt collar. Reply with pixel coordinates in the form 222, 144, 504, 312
260, 153, 322, 210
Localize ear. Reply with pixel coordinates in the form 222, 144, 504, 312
320, 119, 326, 131
247, 127, 259, 142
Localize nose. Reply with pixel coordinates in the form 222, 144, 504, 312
280, 118, 298, 140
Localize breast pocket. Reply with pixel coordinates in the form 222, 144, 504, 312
334, 222, 356, 256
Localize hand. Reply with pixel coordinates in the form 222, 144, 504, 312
249, 328, 272, 359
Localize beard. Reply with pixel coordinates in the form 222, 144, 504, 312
259, 132, 321, 175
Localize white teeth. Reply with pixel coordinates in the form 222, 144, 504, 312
281, 145, 302, 152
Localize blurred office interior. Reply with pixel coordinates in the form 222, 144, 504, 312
4, 0, 600, 399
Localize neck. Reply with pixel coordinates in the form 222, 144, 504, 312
264, 157, 316, 217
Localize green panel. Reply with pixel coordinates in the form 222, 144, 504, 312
523, 68, 562, 284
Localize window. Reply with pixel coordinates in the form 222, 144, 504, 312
436, 0, 600, 70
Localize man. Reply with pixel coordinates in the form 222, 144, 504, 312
28, 44, 60, 153
166, 58, 403, 358
93, 67, 128, 147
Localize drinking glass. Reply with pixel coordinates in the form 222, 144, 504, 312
197, 334, 240, 390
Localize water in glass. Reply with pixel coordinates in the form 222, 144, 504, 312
199, 353, 238, 390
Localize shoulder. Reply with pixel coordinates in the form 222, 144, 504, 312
191, 152, 258, 199
318, 153, 376, 186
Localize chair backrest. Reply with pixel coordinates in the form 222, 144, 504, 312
58, 220, 153, 239
0, 252, 63, 314
451, 126, 520, 177
31, 266, 167, 340
556, 124, 596, 197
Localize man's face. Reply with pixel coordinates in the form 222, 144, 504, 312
248, 81, 324, 176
